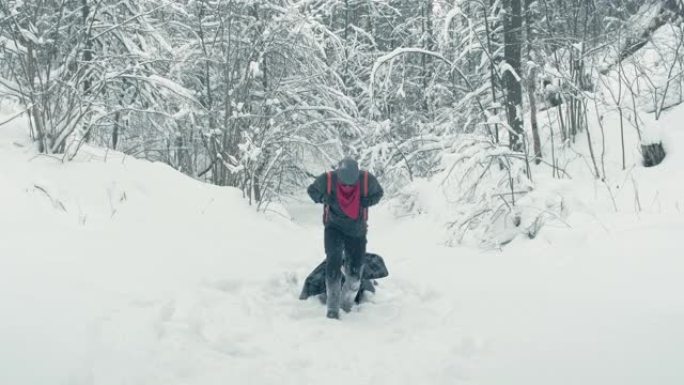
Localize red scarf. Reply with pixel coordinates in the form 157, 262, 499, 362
336, 181, 361, 220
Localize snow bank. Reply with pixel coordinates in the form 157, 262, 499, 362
0, 102, 310, 385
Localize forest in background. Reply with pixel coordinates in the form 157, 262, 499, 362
2, 0, 684, 243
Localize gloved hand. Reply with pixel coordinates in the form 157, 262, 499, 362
360, 197, 370, 208
322, 194, 335, 205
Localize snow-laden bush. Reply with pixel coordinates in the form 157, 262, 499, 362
388, 133, 568, 248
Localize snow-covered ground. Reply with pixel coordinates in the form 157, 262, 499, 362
2, 96, 684, 385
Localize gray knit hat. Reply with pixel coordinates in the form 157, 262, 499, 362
336, 157, 360, 185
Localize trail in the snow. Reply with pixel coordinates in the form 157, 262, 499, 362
86, 274, 473, 385
85, 196, 684, 385
81, 199, 478, 385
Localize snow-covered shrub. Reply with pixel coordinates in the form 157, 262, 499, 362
387, 133, 566, 248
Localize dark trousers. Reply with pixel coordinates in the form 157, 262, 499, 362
324, 226, 366, 282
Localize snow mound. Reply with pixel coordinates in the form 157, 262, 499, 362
0, 104, 307, 385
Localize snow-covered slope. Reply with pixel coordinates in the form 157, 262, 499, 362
2, 93, 684, 385
0, 104, 311, 384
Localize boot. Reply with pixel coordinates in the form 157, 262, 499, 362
325, 276, 341, 319
326, 309, 340, 320
340, 275, 361, 313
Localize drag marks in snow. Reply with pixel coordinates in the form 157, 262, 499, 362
84, 271, 483, 385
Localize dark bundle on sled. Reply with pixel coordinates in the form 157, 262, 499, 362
299, 253, 389, 303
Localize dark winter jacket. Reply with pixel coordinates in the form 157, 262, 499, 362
307, 171, 383, 237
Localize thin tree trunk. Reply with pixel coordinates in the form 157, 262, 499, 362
81, 0, 94, 142
524, 0, 541, 163
421, 0, 434, 113
528, 74, 542, 163
484, 0, 500, 143
583, 101, 601, 179
503, 0, 524, 152
112, 112, 120, 150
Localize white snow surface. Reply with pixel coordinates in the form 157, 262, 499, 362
2, 99, 684, 385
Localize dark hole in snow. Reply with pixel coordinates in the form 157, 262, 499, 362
642, 142, 666, 167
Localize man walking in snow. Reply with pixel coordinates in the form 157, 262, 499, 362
307, 157, 383, 319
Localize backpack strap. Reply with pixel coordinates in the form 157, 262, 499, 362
327, 171, 333, 195
362, 171, 369, 222
323, 171, 333, 224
